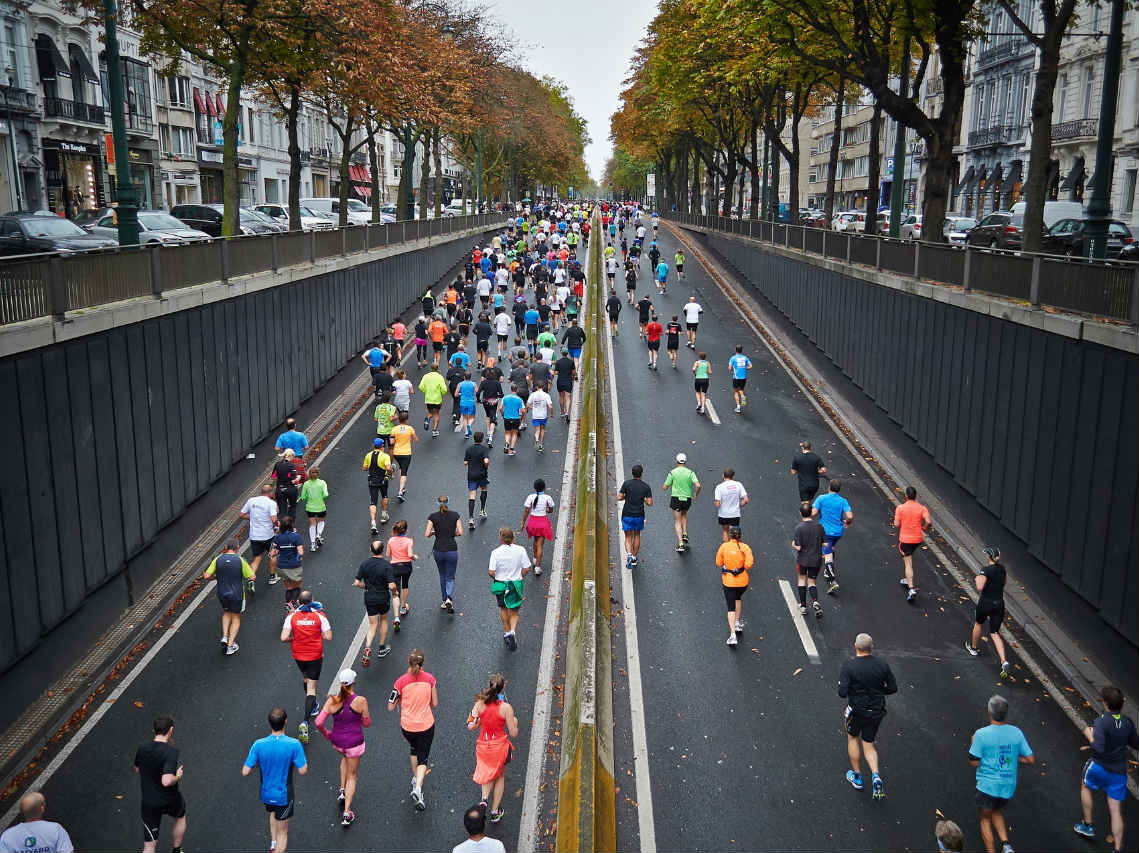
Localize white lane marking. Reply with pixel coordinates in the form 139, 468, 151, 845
326, 614, 371, 696
605, 287, 658, 852
518, 266, 588, 853
777, 579, 821, 665
704, 399, 722, 426
1, 292, 432, 824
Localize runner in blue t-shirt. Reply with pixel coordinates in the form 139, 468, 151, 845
448, 347, 471, 372
812, 479, 853, 595
456, 375, 478, 438
498, 387, 526, 457
656, 261, 669, 291
524, 307, 541, 351
360, 339, 389, 378
243, 708, 307, 850
727, 345, 753, 412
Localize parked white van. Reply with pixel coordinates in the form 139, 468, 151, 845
1010, 200, 1083, 228
300, 197, 372, 225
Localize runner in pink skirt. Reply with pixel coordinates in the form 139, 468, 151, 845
521, 479, 556, 576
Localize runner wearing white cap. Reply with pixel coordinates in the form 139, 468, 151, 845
662, 453, 701, 553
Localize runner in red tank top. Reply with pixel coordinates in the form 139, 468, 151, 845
280, 591, 332, 742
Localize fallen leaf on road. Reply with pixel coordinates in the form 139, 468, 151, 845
793, 668, 803, 676
133, 701, 144, 708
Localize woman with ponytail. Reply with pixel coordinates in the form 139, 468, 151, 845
315, 669, 370, 827
467, 672, 519, 824
388, 649, 438, 811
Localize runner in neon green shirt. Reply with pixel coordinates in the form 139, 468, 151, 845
663, 453, 701, 552
418, 366, 448, 435
298, 470, 329, 550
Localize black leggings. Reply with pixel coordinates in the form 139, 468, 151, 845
275, 487, 298, 522
416, 342, 427, 361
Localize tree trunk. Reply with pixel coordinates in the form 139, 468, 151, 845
691, 153, 702, 215
366, 117, 381, 223
418, 128, 430, 220
286, 84, 302, 232
737, 162, 746, 216
750, 118, 760, 220
221, 51, 249, 237
1021, 32, 1065, 251
432, 129, 443, 218
824, 76, 846, 226
395, 125, 413, 219
335, 112, 355, 228
722, 152, 737, 217
864, 103, 883, 235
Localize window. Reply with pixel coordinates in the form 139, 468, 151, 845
4, 25, 19, 88
1124, 169, 1137, 214
974, 84, 986, 128
165, 75, 190, 108
160, 123, 170, 151
1002, 76, 1013, 123
246, 106, 255, 144
1091, 3, 1101, 32
1082, 66, 1094, 118
1057, 73, 1068, 121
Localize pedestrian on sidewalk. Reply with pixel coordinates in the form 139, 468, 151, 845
299, 467, 329, 551
663, 453, 700, 553
893, 486, 931, 603
467, 673, 519, 824
203, 541, 254, 656
716, 526, 753, 647
386, 520, 417, 629
617, 464, 653, 568
790, 440, 827, 503
242, 708, 306, 853
452, 804, 506, 853
0, 792, 73, 853
240, 484, 278, 584
792, 503, 826, 620
521, 479, 555, 576
364, 439, 393, 534
837, 632, 896, 800
713, 469, 749, 542
813, 479, 853, 595
969, 694, 1034, 853
389, 649, 439, 812
488, 527, 531, 651
274, 418, 309, 457
965, 546, 1011, 678
1073, 685, 1138, 851
426, 496, 463, 613
315, 670, 371, 827
134, 715, 186, 853
354, 539, 397, 667
279, 591, 331, 742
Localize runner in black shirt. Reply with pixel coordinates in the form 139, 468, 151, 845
463, 433, 492, 527
425, 496, 462, 612
665, 315, 682, 368
838, 633, 896, 800
791, 440, 827, 502
553, 350, 577, 422
625, 262, 638, 303
354, 540, 398, 661
617, 464, 653, 567
473, 315, 493, 368
636, 295, 653, 339
477, 375, 503, 447
791, 503, 826, 619
966, 546, 1010, 679
135, 715, 185, 852
606, 289, 622, 337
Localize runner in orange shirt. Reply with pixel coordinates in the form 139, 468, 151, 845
428, 317, 448, 368
893, 486, 931, 604
716, 526, 754, 647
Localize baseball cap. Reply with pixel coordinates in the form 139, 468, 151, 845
373, 438, 384, 448
676, 452, 687, 464
338, 668, 357, 685
983, 545, 1001, 561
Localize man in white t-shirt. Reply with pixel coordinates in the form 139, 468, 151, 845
528, 387, 553, 451
0, 792, 73, 853
553, 265, 567, 285
713, 468, 749, 542
487, 527, 531, 650
605, 255, 618, 285
494, 266, 510, 290
240, 483, 279, 582
493, 311, 513, 357
476, 275, 492, 305
682, 297, 703, 349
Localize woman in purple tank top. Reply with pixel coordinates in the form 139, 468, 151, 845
316, 668, 370, 827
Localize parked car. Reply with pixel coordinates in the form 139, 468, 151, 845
170, 204, 275, 237
254, 203, 335, 231
0, 213, 119, 255
1120, 242, 1138, 262
444, 199, 475, 217
84, 210, 211, 245
72, 207, 114, 228
1010, 199, 1083, 229
944, 216, 977, 245
900, 215, 923, 240
242, 207, 287, 233
831, 211, 856, 232
1040, 218, 1133, 259
300, 197, 372, 225
965, 211, 1024, 250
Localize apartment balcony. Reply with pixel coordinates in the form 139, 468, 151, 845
1051, 118, 1099, 142
125, 111, 154, 135
977, 40, 1022, 68
0, 85, 37, 114
924, 77, 944, 98
968, 124, 1017, 149
309, 146, 330, 160
44, 96, 105, 125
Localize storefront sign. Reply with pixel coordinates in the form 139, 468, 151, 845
47, 139, 101, 156
199, 149, 223, 165
238, 155, 256, 168
128, 148, 152, 163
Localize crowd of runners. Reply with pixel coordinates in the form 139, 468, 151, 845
10, 201, 1134, 853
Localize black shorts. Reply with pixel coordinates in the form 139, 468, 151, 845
368, 482, 389, 505
482, 403, 499, 422
667, 338, 680, 351
797, 563, 821, 580
686, 322, 698, 331
975, 598, 1005, 632
402, 724, 435, 761
669, 496, 691, 512
626, 281, 637, 290
975, 790, 1010, 811
218, 593, 245, 614
432, 341, 443, 351
365, 596, 391, 616
844, 709, 883, 743
526, 326, 538, 340
477, 339, 490, 352
722, 584, 747, 609
732, 377, 748, 390
556, 382, 573, 394
504, 418, 521, 431
393, 454, 411, 475
426, 403, 440, 413
306, 509, 326, 518
798, 483, 819, 503
142, 796, 187, 842
251, 539, 273, 557
675, 264, 684, 273
392, 563, 412, 589
647, 340, 660, 351
294, 657, 322, 681
264, 800, 295, 821
718, 516, 740, 528
898, 541, 920, 556
694, 379, 709, 393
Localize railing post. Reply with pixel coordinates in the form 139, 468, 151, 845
341, 226, 348, 257
363, 224, 370, 252
962, 245, 972, 291
149, 244, 163, 297
309, 229, 317, 264
875, 236, 882, 270
803, 226, 807, 252
271, 233, 279, 272
913, 240, 921, 278
220, 238, 230, 284
1130, 262, 1139, 327
821, 229, 826, 258
846, 233, 852, 263
1029, 254, 1042, 306
46, 255, 68, 319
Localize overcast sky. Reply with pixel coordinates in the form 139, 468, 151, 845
487, 0, 660, 183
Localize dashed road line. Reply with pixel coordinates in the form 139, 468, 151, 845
777, 579, 822, 665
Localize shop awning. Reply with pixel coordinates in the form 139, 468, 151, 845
1002, 159, 1023, 207
215, 93, 224, 115
1060, 155, 1085, 192
355, 184, 372, 199
205, 92, 216, 118
989, 162, 1003, 188
35, 35, 71, 81
193, 87, 207, 115
67, 43, 99, 82
957, 165, 975, 195
349, 165, 372, 184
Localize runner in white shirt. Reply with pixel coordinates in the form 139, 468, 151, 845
494, 266, 510, 290
476, 275, 492, 306
488, 527, 531, 650
527, 388, 553, 452
521, 478, 556, 576
553, 265, 567, 285
682, 297, 703, 349
537, 345, 556, 365
493, 312, 513, 358
605, 255, 618, 286
240, 483, 279, 582
0, 793, 74, 853
713, 468, 749, 541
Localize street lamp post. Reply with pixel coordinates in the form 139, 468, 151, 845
1084, 0, 1123, 260
103, 0, 139, 246
402, 123, 415, 221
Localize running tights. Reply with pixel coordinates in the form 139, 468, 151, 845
797, 585, 819, 605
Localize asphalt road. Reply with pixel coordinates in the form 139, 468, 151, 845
27, 274, 578, 851
606, 222, 1139, 852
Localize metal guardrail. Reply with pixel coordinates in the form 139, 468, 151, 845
556, 211, 616, 853
0, 213, 504, 325
670, 212, 1139, 324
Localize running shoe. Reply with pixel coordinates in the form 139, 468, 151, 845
1072, 822, 1095, 839
337, 788, 346, 808
371, 524, 379, 535
504, 445, 510, 454
399, 603, 410, 616
393, 616, 401, 633
377, 644, 391, 658
537, 442, 544, 452
871, 774, 885, 800
1000, 844, 1014, 853
489, 807, 505, 824
1000, 661, 1012, 680
297, 722, 309, 744
813, 601, 823, 619
726, 634, 738, 646
312, 539, 321, 551
480, 509, 488, 519
534, 565, 542, 576
506, 633, 518, 651
630, 555, 638, 566
827, 581, 840, 595
445, 598, 454, 613
898, 578, 909, 587
741, 394, 747, 406
964, 641, 980, 656
675, 544, 686, 553
681, 534, 689, 543
398, 490, 406, 502
341, 810, 355, 827
380, 511, 389, 523
411, 785, 426, 811
226, 643, 239, 655
361, 646, 372, 668
735, 621, 745, 633
440, 601, 449, 610
734, 405, 742, 414
432, 430, 440, 438
267, 573, 280, 586
220, 635, 229, 645
423, 416, 430, 431
469, 518, 477, 529
907, 588, 917, 603
799, 604, 807, 616
845, 770, 863, 790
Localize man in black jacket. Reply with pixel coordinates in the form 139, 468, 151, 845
838, 632, 897, 800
